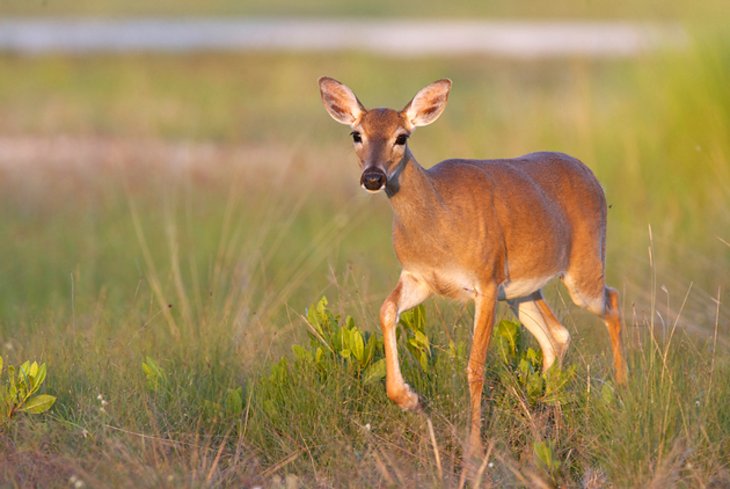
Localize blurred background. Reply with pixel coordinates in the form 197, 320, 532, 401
0, 1, 728, 486
0, 0, 726, 331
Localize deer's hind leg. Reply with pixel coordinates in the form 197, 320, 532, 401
563, 270, 627, 384
509, 290, 571, 372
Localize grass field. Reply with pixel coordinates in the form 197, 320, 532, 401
0, 28, 729, 488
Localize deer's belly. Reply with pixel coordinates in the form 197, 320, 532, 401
409, 268, 479, 301
408, 266, 558, 302
497, 274, 557, 300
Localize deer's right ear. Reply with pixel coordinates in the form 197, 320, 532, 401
319, 77, 366, 126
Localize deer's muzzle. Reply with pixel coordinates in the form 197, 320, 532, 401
360, 168, 387, 192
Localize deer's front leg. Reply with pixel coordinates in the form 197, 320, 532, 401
379, 271, 430, 411
466, 283, 498, 463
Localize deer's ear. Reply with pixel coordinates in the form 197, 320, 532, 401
403, 79, 451, 128
319, 77, 366, 126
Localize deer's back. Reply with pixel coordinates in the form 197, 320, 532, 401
427, 151, 606, 233
430, 151, 603, 203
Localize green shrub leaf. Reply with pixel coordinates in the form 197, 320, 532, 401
224, 387, 244, 418
533, 439, 561, 474
363, 358, 386, 386
31, 363, 47, 393
19, 394, 56, 414
601, 382, 615, 405
351, 328, 365, 363
142, 357, 166, 392
292, 344, 313, 363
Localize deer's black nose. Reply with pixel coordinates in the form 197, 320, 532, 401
361, 169, 386, 191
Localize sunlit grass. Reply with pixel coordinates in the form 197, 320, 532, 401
0, 31, 728, 487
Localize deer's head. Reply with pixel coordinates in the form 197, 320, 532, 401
319, 77, 451, 193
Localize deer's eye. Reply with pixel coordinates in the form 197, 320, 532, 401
394, 134, 409, 146
351, 131, 362, 143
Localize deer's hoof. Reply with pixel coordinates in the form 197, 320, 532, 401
389, 383, 421, 411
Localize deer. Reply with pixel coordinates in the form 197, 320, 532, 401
318, 76, 627, 471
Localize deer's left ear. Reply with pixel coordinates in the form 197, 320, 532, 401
403, 79, 451, 128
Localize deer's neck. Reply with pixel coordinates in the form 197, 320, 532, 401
386, 150, 440, 224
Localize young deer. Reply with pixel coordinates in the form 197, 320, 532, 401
319, 76, 627, 462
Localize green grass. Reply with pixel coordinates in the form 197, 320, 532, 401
0, 32, 729, 487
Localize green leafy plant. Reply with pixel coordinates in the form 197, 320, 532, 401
0, 355, 56, 423
494, 320, 576, 406
251, 297, 445, 461
399, 305, 432, 373
203, 386, 245, 424
534, 439, 562, 481
260, 358, 290, 419
303, 296, 385, 385
600, 381, 615, 405
142, 356, 167, 393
